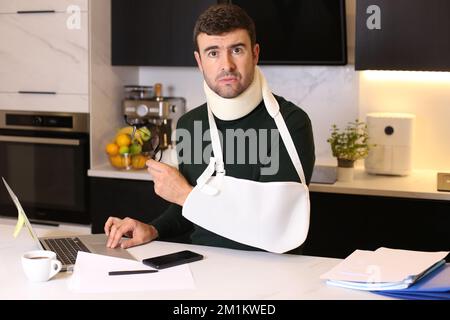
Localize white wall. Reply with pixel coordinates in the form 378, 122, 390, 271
259, 65, 359, 163
359, 71, 450, 171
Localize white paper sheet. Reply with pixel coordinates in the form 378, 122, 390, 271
320, 247, 449, 283
68, 252, 196, 293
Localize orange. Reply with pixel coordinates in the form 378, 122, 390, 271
132, 154, 147, 169
105, 143, 119, 156
116, 133, 131, 147
109, 155, 123, 168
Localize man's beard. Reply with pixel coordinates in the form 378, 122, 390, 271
204, 71, 249, 99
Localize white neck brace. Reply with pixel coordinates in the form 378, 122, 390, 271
204, 66, 263, 121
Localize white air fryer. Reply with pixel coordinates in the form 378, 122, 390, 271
364, 113, 415, 176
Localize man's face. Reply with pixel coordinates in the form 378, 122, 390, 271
194, 29, 260, 99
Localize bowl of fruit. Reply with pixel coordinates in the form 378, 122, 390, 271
105, 126, 158, 170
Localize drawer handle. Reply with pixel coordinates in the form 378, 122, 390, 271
0, 135, 80, 146
17, 10, 56, 14
18, 91, 56, 95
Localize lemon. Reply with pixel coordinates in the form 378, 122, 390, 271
129, 143, 142, 155
116, 133, 131, 147
119, 145, 129, 155
105, 143, 119, 156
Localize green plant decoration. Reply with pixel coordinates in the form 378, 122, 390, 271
327, 120, 373, 166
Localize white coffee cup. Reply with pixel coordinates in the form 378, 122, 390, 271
21, 250, 62, 282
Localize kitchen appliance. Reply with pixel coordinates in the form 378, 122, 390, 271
124, 85, 153, 100
0, 110, 90, 224
364, 112, 415, 176
122, 84, 186, 150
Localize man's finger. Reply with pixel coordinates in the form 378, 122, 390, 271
147, 161, 163, 177
148, 167, 164, 182
104, 216, 119, 236
120, 237, 140, 249
109, 224, 125, 249
146, 159, 167, 172
147, 166, 163, 176
110, 223, 132, 249
104, 217, 112, 236
107, 224, 118, 248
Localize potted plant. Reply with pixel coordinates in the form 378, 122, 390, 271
327, 120, 373, 182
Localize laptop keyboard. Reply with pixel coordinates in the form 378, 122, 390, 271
42, 237, 91, 266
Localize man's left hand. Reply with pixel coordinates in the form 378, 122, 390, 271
146, 159, 193, 206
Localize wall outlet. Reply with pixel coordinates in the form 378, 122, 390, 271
437, 173, 450, 192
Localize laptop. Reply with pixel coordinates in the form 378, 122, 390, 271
2, 177, 136, 272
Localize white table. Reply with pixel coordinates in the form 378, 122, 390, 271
0, 221, 389, 300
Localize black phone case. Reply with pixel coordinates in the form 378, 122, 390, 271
142, 250, 203, 269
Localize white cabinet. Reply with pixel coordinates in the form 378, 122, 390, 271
0, 13, 88, 94
0, 2, 89, 113
0, 0, 87, 13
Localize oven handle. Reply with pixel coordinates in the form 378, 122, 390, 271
0, 135, 80, 146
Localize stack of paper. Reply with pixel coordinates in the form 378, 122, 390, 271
69, 252, 196, 293
374, 264, 450, 300
320, 247, 449, 291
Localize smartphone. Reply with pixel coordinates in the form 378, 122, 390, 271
142, 250, 203, 269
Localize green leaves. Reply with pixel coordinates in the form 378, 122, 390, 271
327, 119, 373, 161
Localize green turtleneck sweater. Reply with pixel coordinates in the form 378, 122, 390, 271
151, 94, 315, 252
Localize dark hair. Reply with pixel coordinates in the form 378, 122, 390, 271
193, 4, 256, 52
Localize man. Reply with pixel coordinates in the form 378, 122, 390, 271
104, 4, 315, 252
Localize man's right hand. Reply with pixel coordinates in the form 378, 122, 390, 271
104, 217, 159, 249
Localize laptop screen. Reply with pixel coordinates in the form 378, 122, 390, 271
2, 177, 42, 248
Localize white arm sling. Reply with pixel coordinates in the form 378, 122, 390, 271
182, 71, 310, 254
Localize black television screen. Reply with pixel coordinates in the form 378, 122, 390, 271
230, 0, 347, 65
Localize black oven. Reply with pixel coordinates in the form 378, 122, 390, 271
0, 111, 90, 225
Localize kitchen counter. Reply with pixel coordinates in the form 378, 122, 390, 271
88, 146, 177, 181
310, 167, 450, 201
89, 155, 450, 201
88, 163, 153, 181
